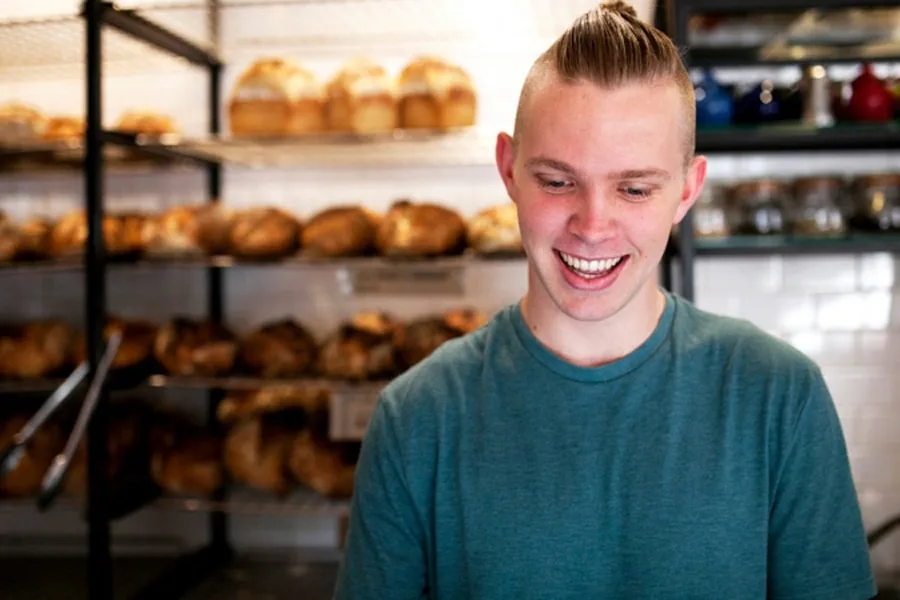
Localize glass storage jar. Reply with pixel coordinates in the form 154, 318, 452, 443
790, 176, 846, 237
730, 179, 788, 235
692, 183, 730, 239
849, 173, 900, 232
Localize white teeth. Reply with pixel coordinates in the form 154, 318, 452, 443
558, 251, 623, 275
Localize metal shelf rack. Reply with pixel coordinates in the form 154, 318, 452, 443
78, 1, 227, 598
666, 0, 900, 303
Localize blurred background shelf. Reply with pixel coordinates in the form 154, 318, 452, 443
0, 2, 214, 81
693, 234, 900, 256
696, 123, 900, 153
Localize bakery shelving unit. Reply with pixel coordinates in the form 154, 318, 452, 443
78, 2, 229, 600
665, 0, 900, 302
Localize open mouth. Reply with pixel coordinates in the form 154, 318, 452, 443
556, 250, 627, 280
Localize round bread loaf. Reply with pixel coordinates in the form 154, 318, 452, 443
316, 312, 402, 380
238, 318, 318, 378
301, 205, 379, 258
375, 200, 466, 258
288, 430, 359, 499
467, 203, 523, 256
153, 317, 238, 377
228, 206, 300, 260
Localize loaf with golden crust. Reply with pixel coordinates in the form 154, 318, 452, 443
229, 57, 327, 138
301, 205, 380, 258
397, 56, 477, 130
153, 317, 238, 377
375, 200, 466, 258
227, 206, 301, 260
326, 58, 398, 134
238, 318, 318, 378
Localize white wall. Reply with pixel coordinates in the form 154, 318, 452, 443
2, 0, 900, 578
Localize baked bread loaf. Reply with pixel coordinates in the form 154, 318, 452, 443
50, 211, 145, 258
142, 205, 204, 257
326, 58, 398, 134
217, 385, 330, 425
224, 416, 302, 496
317, 312, 401, 380
0, 213, 19, 262
72, 317, 157, 371
153, 318, 238, 377
0, 103, 48, 142
0, 320, 74, 380
288, 431, 359, 499
64, 404, 143, 496
398, 56, 477, 130
300, 206, 380, 258
396, 308, 489, 368
42, 116, 84, 143
228, 206, 301, 260
229, 58, 327, 138
151, 433, 224, 496
375, 200, 466, 258
142, 203, 233, 257
16, 217, 53, 260
238, 319, 318, 378
467, 203, 523, 255
115, 110, 178, 136
0, 414, 62, 497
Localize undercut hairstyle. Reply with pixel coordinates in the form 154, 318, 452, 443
513, 0, 696, 167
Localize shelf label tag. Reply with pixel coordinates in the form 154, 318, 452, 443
338, 264, 465, 296
330, 386, 382, 441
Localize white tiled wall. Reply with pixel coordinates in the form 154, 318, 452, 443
2, 0, 900, 578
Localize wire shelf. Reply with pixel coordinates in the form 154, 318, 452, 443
178, 127, 496, 167
0, 4, 213, 81
156, 487, 351, 517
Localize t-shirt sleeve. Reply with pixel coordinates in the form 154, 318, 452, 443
332, 395, 429, 600
767, 368, 876, 600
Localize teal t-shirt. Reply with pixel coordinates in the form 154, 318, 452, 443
334, 291, 875, 599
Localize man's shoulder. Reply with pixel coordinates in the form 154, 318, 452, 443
671, 294, 821, 379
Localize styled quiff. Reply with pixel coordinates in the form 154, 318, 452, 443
514, 0, 696, 166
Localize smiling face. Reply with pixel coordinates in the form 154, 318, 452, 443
496, 73, 706, 325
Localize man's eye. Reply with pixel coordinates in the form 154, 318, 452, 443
538, 178, 572, 192
622, 186, 651, 199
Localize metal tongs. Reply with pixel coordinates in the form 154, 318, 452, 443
0, 331, 122, 511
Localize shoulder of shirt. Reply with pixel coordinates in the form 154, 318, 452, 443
670, 293, 823, 379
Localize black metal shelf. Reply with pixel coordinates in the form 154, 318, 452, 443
88, 2, 219, 68
693, 234, 900, 257
686, 47, 900, 68
680, 0, 900, 13
696, 123, 900, 153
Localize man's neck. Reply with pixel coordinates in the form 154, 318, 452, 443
519, 275, 667, 368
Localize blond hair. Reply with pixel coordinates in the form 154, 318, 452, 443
514, 1, 695, 166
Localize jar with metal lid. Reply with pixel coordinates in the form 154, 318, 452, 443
730, 179, 788, 235
790, 176, 846, 237
692, 182, 730, 239
849, 174, 900, 232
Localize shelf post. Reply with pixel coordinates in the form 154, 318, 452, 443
205, 0, 230, 557
83, 0, 113, 599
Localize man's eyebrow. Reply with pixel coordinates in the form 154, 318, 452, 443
524, 157, 580, 176
610, 169, 672, 181
523, 159, 672, 182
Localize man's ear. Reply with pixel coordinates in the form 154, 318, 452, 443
495, 132, 518, 203
673, 155, 708, 224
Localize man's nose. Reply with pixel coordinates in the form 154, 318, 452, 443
568, 190, 617, 242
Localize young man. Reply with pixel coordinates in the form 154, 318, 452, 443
334, 2, 876, 598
